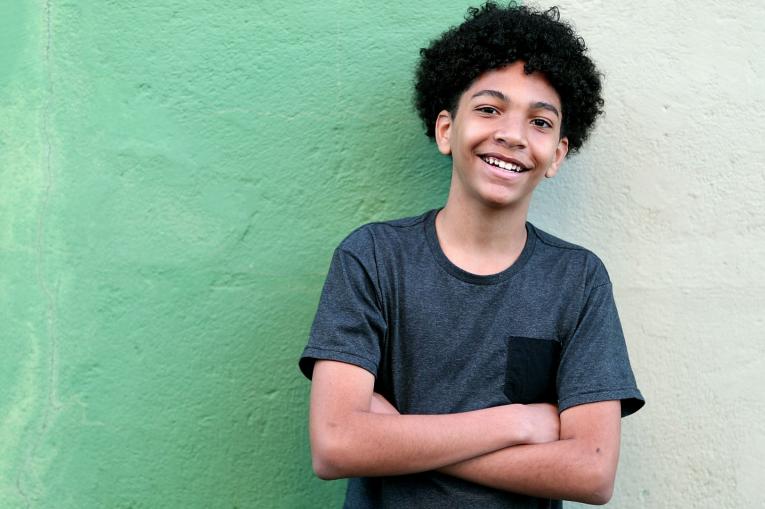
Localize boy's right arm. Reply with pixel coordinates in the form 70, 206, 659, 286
309, 359, 559, 479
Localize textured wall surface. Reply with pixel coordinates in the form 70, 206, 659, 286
1, 1, 763, 508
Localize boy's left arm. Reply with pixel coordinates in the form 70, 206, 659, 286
439, 400, 621, 505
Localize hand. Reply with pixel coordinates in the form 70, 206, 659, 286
369, 392, 400, 415
519, 403, 560, 444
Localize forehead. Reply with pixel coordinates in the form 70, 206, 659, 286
460, 62, 561, 108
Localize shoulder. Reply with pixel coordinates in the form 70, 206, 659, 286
527, 223, 611, 288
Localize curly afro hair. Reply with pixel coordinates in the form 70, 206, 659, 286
413, 2, 604, 154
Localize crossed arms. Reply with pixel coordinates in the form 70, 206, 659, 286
309, 360, 622, 505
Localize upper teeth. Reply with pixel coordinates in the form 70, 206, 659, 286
483, 156, 524, 172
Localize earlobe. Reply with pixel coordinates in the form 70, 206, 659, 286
545, 137, 569, 178
435, 111, 453, 156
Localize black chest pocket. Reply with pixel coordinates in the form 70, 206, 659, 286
504, 336, 561, 404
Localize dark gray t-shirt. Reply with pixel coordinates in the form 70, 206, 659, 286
300, 209, 644, 508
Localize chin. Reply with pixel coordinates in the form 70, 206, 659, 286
479, 196, 523, 210
478, 188, 526, 208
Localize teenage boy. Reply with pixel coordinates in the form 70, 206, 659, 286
299, 3, 644, 507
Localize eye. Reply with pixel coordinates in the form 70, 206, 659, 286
531, 118, 553, 128
475, 105, 500, 115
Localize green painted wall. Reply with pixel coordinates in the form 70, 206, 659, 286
0, 1, 469, 507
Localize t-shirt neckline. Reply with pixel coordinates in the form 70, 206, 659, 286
424, 208, 536, 285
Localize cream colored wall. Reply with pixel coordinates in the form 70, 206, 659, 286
528, 1, 765, 507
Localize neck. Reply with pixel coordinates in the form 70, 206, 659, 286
435, 194, 530, 275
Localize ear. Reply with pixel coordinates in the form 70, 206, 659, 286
434, 110, 453, 156
545, 136, 569, 178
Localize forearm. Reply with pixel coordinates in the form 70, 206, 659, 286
439, 436, 616, 504
311, 404, 526, 479
439, 401, 621, 505
309, 361, 557, 479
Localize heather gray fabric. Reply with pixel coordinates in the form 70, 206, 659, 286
299, 209, 644, 508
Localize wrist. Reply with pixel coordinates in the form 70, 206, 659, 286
504, 404, 530, 445
481, 404, 529, 447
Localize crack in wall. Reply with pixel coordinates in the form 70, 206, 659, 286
16, 0, 62, 506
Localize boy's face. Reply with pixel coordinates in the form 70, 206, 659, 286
435, 61, 569, 211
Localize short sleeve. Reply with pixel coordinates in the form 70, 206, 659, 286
298, 230, 387, 380
556, 264, 645, 417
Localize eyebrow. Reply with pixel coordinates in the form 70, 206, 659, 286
471, 89, 509, 102
471, 89, 560, 118
531, 101, 560, 118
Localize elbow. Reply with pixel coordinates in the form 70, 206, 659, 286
310, 433, 352, 480
583, 478, 614, 505
311, 451, 343, 480
312, 454, 342, 480
578, 459, 616, 505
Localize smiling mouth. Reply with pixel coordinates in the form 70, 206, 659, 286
480, 156, 530, 173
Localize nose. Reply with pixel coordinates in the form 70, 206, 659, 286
493, 114, 526, 148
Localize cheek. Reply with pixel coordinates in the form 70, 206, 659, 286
458, 121, 488, 144
531, 136, 561, 161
